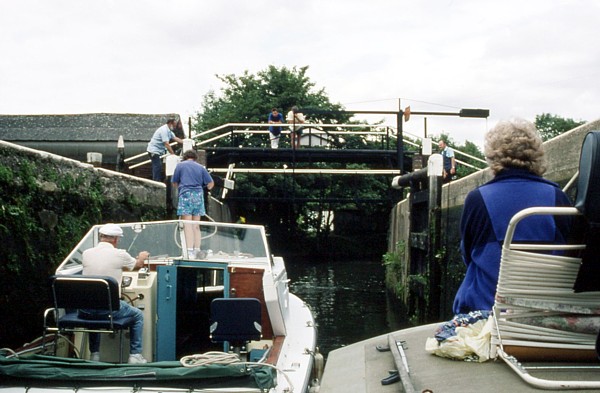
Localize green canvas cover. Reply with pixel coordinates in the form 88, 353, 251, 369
0, 355, 276, 390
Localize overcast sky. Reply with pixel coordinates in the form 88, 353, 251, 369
1, 0, 598, 147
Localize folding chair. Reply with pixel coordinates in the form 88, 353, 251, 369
492, 131, 600, 389
42, 275, 136, 363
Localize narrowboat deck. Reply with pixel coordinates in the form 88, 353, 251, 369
320, 323, 600, 392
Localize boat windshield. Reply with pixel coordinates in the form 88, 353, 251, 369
56, 220, 270, 274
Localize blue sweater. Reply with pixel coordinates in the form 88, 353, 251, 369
452, 168, 571, 314
172, 160, 213, 195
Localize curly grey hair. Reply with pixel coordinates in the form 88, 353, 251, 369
484, 118, 546, 176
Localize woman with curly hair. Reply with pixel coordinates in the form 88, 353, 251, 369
452, 119, 572, 314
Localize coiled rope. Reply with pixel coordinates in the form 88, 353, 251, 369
179, 351, 295, 392
180, 351, 240, 367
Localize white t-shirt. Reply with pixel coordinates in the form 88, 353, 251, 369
286, 110, 305, 131
82, 242, 136, 289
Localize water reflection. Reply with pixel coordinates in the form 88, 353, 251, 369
286, 258, 408, 357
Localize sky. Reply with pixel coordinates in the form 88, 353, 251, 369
1, 0, 599, 148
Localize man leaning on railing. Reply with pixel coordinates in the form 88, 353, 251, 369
146, 118, 184, 181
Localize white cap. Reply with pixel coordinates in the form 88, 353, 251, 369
99, 223, 123, 237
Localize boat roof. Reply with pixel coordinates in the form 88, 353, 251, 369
56, 220, 274, 275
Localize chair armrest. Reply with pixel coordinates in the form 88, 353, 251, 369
43, 308, 57, 329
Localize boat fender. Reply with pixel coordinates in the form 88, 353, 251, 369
311, 347, 324, 383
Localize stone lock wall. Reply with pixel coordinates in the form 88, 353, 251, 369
387, 118, 600, 320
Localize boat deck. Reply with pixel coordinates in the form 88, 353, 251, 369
320, 323, 600, 392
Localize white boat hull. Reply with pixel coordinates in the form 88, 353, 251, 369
0, 220, 320, 393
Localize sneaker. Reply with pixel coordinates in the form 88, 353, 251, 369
128, 353, 147, 364
90, 352, 100, 362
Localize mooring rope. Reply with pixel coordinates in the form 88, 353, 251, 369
179, 351, 296, 392
180, 351, 240, 367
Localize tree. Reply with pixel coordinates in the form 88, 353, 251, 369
535, 113, 585, 142
194, 65, 349, 145
192, 66, 397, 256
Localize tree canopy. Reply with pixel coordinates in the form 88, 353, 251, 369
433, 112, 588, 178
194, 65, 348, 132
192, 66, 398, 255
535, 113, 586, 141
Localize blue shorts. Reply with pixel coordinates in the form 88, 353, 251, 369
177, 190, 206, 217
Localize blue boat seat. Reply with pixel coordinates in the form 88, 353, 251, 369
42, 275, 136, 363
209, 298, 262, 347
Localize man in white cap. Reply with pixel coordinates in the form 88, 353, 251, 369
81, 223, 150, 364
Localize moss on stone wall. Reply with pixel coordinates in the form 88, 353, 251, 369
0, 145, 165, 349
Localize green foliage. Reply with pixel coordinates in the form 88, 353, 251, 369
383, 241, 406, 295
433, 132, 486, 179
382, 240, 431, 324
0, 164, 14, 183
535, 113, 586, 141
408, 273, 428, 289
383, 241, 405, 269
194, 65, 350, 148
193, 65, 397, 246
0, 151, 165, 349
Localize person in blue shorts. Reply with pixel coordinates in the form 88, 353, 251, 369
172, 150, 214, 258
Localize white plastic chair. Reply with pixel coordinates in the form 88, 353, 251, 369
492, 206, 600, 389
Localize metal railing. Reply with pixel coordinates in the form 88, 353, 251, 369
126, 122, 394, 170
125, 122, 487, 173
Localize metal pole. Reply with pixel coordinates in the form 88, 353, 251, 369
397, 99, 404, 173
427, 157, 443, 321
292, 111, 296, 149
116, 135, 125, 173
387, 127, 390, 150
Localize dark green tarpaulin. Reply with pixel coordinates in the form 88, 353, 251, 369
0, 355, 276, 390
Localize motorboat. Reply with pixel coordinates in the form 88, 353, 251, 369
0, 219, 321, 393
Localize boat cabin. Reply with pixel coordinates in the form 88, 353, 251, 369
54, 220, 290, 363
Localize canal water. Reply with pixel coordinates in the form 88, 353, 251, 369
285, 257, 411, 358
